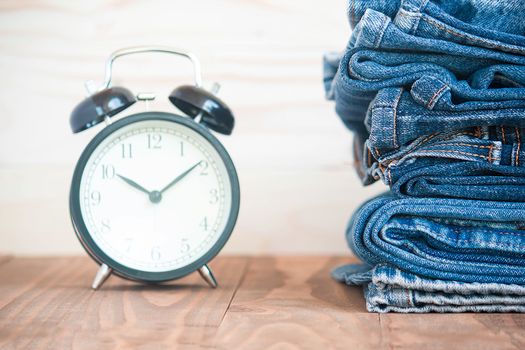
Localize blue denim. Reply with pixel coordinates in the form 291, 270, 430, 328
393, 0, 525, 52
324, 17, 525, 136
326, 0, 525, 313
340, 193, 525, 285
333, 263, 525, 313
389, 160, 525, 202
360, 126, 525, 192
323, 50, 525, 134
366, 88, 525, 151
347, 0, 525, 40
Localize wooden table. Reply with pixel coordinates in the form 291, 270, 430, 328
0, 256, 523, 349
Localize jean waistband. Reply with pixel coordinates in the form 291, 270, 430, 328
358, 127, 525, 186
369, 127, 525, 165
367, 88, 525, 150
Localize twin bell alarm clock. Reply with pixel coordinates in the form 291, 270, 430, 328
69, 46, 240, 290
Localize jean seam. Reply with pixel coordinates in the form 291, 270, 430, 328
373, 147, 381, 159
391, 224, 525, 249
515, 127, 521, 166
501, 126, 507, 144
425, 143, 494, 150
374, 17, 391, 48
427, 83, 449, 109
406, 288, 412, 307
419, 132, 441, 145
393, 88, 403, 148
376, 132, 439, 164
384, 161, 394, 186
397, 9, 423, 35
438, 236, 525, 249
410, 87, 428, 106
375, 129, 481, 165
419, 15, 525, 56
452, 227, 525, 238
411, 149, 491, 160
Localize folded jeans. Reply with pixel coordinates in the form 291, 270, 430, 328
344, 193, 525, 285
333, 263, 525, 313
347, 0, 525, 46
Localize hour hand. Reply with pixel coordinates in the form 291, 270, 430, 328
116, 174, 150, 195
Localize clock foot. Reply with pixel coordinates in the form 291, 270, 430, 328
92, 263, 112, 290
198, 264, 218, 288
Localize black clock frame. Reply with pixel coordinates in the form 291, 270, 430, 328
69, 112, 240, 283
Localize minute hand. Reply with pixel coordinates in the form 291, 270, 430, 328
160, 161, 202, 194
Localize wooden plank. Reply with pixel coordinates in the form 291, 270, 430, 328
0, 255, 12, 266
213, 256, 383, 349
380, 313, 525, 350
3, 256, 523, 349
0, 256, 248, 349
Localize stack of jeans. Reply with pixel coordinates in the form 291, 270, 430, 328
324, 0, 525, 312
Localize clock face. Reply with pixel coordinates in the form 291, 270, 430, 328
71, 113, 239, 278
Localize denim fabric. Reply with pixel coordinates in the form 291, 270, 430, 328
389, 160, 525, 201
366, 88, 525, 151
393, 0, 525, 52
352, 9, 525, 65
359, 126, 525, 190
324, 10, 525, 134
344, 193, 525, 285
323, 50, 524, 132
333, 263, 525, 313
347, 0, 525, 37
326, 0, 525, 313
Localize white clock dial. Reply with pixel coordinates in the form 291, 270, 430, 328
78, 118, 233, 272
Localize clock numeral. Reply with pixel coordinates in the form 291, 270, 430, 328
180, 141, 184, 157
199, 161, 209, 175
90, 191, 101, 205
121, 143, 133, 159
151, 246, 161, 261
180, 239, 190, 254
147, 134, 162, 149
200, 217, 209, 231
209, 189, 219, 204
100, 218, 111, 233
101, 164, 115, 179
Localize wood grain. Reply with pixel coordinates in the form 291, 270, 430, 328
380, 313, 525, 350
1, 256, 524, 349
214, 256, 382, 350
0, 256, 247, 349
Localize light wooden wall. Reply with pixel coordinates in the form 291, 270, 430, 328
0, 0, 384, 255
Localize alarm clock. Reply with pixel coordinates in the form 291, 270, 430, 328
69, 46, 240, 290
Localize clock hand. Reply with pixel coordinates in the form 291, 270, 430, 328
160, 161, 202, 194
116, 174, 151, 195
